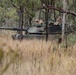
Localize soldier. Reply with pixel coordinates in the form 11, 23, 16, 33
54, 16, 62, 25
35, 19, 44, 25
35, 19, 44, 32
38, 19, 44, 24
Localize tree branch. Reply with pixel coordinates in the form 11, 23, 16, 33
43, 5, 76, 16
11, 0, 19, 9
39, 1, 76, 17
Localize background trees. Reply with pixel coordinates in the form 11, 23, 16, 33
0, 0, 76, 27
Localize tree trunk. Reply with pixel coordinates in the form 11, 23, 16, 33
19, 6, 24, 36
45, 0, 49, 41
29, 17, 32, 26
53, 0, 56, 21
62, 0, 67, 41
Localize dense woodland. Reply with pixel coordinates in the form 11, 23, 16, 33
0, 0, 76, 27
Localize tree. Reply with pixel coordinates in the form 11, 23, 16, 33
10, 0, 41, 35
62, 0, 67, 41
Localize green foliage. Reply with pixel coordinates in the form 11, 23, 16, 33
5, 8, 18, 20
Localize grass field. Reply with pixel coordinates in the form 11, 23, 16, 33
0, 35, 76, 75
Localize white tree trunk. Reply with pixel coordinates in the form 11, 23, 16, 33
62, 0, 67, 41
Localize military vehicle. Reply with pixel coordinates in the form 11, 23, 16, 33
0, 23, 62, 39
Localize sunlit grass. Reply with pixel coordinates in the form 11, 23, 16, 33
0, 36, 76, 75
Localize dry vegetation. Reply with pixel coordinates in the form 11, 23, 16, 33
0, 36, 76, 75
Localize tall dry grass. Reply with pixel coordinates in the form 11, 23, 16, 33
0, 36, 76, 75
